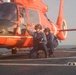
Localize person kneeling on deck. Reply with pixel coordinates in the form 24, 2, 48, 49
27, 24, 49, 58
44, 27, 55, 56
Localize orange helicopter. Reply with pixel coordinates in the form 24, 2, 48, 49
0, 0, 75, 54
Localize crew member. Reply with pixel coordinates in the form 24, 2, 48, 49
27, 24, 49, 58
44, 27, 55, 56
18, 13, 25, 34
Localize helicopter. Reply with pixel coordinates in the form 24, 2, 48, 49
0, 0, 75, 54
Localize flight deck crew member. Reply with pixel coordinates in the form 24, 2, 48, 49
44, 27, 55, 56
27, 24, 49, 58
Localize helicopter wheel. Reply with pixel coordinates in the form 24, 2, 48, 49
12, 48, 17, 54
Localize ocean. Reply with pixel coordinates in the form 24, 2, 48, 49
57, 45, 76, 49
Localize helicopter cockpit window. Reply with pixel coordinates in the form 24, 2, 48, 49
28, 8, 39, 24
0, 3, 18, 36
0, 3, 17, 21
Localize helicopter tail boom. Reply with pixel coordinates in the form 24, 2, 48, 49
56, 0, 68, 40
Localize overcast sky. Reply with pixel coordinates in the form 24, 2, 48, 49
42, 0, 76, 45
4, 0, 76, 45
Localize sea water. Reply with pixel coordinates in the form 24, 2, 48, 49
57, 45, 76, 49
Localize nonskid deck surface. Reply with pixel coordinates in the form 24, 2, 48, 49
0, 48, 76, 75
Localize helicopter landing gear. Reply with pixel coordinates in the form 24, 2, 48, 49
11, 48, 18, 54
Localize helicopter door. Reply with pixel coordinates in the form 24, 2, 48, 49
26, 8, 40, 32
18, 8, 27, 35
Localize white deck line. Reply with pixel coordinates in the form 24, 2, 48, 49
0, 63, 70, 67
0, 56, 76, 61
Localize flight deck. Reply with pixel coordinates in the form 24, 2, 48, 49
0, 48, 76, 75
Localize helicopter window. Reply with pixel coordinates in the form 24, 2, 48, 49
0, 3, 18, 36
0, 3, 17, 21
28, 9, 39, 24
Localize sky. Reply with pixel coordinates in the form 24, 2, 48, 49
4, 0, 76, 45
43, 0, 76, 45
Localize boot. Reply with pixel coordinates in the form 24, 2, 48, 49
49, 50, 54, 57
45, 52, 49, 58
29, 50, 38, 58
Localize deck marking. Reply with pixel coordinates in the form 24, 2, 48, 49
0, 56, 76, 61
0, 63, 70, 67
